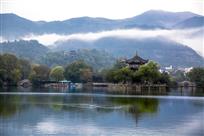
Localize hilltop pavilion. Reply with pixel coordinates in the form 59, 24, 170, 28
126, 53, 148, 70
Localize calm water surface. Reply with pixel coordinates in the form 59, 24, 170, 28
0, 88, 204, 136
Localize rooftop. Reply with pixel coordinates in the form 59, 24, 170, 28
126, 54, 148, 64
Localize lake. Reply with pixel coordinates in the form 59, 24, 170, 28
0, 87, 204, 136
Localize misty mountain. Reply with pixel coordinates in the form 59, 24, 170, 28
0, 13, 38, 38
173, 16, 204, 29
1, 10, 203, 68
54, 37, 204, 67
122, 10, 199, 29
40, 17, 118, 34
0, 40, 49, 61
0, 40, 115, 69
0, 10, 202, 39
0, 38, 203, 68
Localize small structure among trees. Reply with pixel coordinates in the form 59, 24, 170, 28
126, 53, 148, 70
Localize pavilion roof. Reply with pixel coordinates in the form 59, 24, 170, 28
126, 54, 148, 64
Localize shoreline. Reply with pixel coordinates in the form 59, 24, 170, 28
0, 91, 204, 100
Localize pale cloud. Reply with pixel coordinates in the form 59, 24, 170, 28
0, 36, 6, 43
22, 28, 204, 56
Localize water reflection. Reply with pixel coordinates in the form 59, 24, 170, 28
0, 95, 21, 117
0, 95, 159, 119
109, 97, 158, 123
0, 90, 204, 136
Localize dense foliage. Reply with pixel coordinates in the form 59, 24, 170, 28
105, 61, 171, 85
49, 66, 65, 81
0, 54, 31, 86
1, 39, 204, 69
0, 53, 203, 87
0, 40, 116, 70
29, 64, 50, 85
0, 40, 49, 61
40, 49, 115, 70
64, 60, 93, 83
187, 67, 204, 87
0, 53, 95, 86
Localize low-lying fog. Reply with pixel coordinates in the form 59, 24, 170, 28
1, 27, 204, 57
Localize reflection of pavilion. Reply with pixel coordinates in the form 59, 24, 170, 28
127, 100, 159, 125
125, 53, 148, 70
109, 97, 159, 126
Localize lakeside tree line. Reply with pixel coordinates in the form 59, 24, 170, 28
0, 53, 204, 87
0, 54, 95, 86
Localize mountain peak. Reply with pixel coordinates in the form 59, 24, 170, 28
142, 10, 170, 14
0, 13, 33, 22
0, 13, 18, 18
140, 10, 198, 17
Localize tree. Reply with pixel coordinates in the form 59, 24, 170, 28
137, 61, 161, 84
187, 67, 204, 87
105, 60, 171, 85
170, 70, 186, 82
29, 64, 50, 84
158, 72, 171, 85
114, 67, 133, 83
39, 49, 115, 70
105, 69, 117, 83
49, 66, 65, 81
113, 60, 127, 69
132, 71, 142, 83
105, 67, 133, 83
0, 54, 22, 85
80, 68, 93, 83
19, 59, 31, 79
11, 69, 22, 84
92, 70, 106, 83
64, 60, 92, 83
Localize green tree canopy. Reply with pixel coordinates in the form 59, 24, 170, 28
64, 60, 92, 83
187, 67, 204, 87
19, 59, 31, 79
29, 64, 50, 84
137, 61, 161, 84
105, 61, 171, 85
112, 67, 133, 83
0, 54, 22, 85
49, 66, 65, 81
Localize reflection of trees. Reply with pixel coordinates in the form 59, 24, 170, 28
0, 94, 159, 124
0, 95, 21, 117
61, 95, 114, 113
27, 95, 96, 112
49, 96, 64, 111
0, 95, 66, 117
109, 97, 159, 124
110, 97, 158, 113
27, 95, 65, 111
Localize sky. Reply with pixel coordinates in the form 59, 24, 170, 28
0, 0, 203, 21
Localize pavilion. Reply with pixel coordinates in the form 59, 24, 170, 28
126, 53, 148, 70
